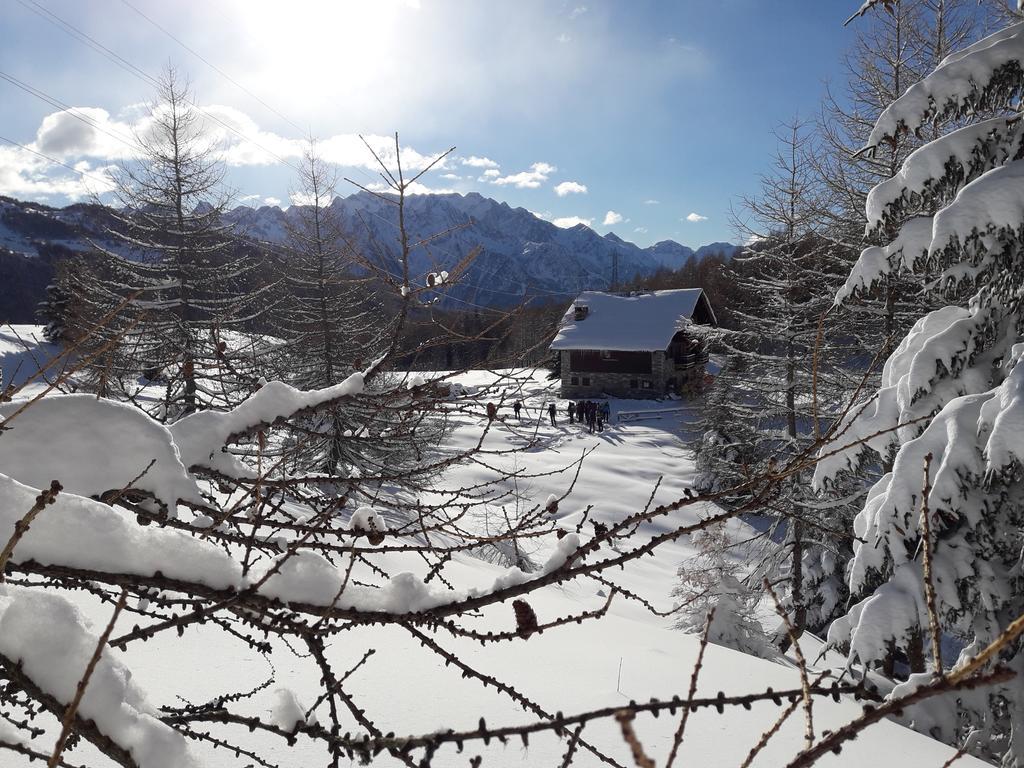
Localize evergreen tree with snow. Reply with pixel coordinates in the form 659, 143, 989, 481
38, 258, 87, 345
817, 17, 1024, 764
816, 0, 995, 376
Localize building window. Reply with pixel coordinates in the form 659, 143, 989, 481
629, 379, 638, 389
582, 377, 591, 386
570, 376, 579, 385
641, 380, 653, 389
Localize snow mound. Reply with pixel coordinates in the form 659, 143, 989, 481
0, 394, 204, 509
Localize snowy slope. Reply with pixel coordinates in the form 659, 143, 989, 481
0, 333, 986, 767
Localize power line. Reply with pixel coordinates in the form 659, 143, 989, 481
0, 70, 139, 155
107, 0, 381, 190
117, 0, 308, 137
14, 0, 306, 175
16, 0, 157, 87
0, 134, 114, 189
14, 0, 427, 197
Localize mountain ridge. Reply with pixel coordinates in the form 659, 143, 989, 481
0, 192, 740, 310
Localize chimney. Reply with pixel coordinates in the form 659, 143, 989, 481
574, 303, 589, 321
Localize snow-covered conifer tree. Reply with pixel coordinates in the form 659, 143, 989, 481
38, 259, 87, 345
818, 18, 1024, 763
817, 0, 991, 362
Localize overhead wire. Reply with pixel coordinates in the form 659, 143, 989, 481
0, 70, 139, 154
8, 1, 604, 304
0, 134, 115, 189
117, 0, 308, 138
13, 0, 306, 175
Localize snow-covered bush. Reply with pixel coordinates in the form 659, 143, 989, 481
673, 529, 777, 660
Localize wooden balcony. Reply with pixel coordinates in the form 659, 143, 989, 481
671, 349, 709, 370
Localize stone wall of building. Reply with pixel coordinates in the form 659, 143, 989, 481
560, 349, 673, 399
559, 349, 706, 399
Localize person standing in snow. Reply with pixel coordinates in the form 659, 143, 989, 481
547, 402, 557, 426
486, 402, 497, 421
513, 400, 522, 419
567, 401, 575, 423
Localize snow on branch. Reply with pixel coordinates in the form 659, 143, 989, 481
169, 371, 366, 477
930, 158, 1024, 261
813, 305, 978, 487
865, 117, 1024, 233
0, 584, 201, 768
0, 395, 205, 510
0, 473, 242, 589
868, 22, 1024, 149
834, 216, 932, 305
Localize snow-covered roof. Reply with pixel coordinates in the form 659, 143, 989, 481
550, 289, 715, 352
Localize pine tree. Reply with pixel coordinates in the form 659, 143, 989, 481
38, 258, 86, 345
817, 18, 1024, 763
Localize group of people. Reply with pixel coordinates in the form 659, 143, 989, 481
502, 398, 610, 434
565, 399, 610, 432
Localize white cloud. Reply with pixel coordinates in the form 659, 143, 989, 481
553, 215, 592, 228
315, 132, 447, 172
529, 210, 552, 220
569, 5, 588, 19
461, 155, 499, 168
685, 212, 708, 222
35, 107, 136, 161
554, 180, 587, 196
0, 104, 463, 204
239, 194, 282, 208
0, 142, 116, 201
602, 210, 624, 226
634, 226, 648, 233
481, 168, 501, 178
440, 172, 461, 180
365, 180, 457, 196
22, 104, 454, 174
556, 33, 571, 43
492, 161, 555, 188
643, 199, 660, 205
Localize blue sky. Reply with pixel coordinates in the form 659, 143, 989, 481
0, 1, 859, 248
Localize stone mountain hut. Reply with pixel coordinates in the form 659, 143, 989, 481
550, 288, 717, 398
